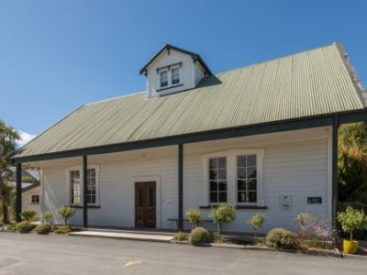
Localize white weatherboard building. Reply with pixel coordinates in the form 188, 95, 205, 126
12, 43, 367, 233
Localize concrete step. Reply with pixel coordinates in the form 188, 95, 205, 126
69, 230, 173, 243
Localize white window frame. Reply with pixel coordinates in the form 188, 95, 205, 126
31, 194, 40, 204
66, 165, 100, 206
159, 69, 169, 88
170, 65, 180, 85
202, 149, 264, 206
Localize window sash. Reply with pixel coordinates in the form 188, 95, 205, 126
70, 170, 81, 205
237, 155, 257, 204
171, 67, 180, 85
160, 70, 168, 87
69, 168, 98, 206
208, 157, 227, 204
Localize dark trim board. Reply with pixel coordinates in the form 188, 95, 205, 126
199, 205, 268, 210
11, 109, 367, 164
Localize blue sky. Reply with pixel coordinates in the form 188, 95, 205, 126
0, 0, 366, 140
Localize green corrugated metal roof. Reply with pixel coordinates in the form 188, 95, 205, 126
16, 43, 365, 158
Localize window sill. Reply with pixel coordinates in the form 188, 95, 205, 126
70, 205, 101, 209
157, 83, 183, 92
199, 205, 267, 210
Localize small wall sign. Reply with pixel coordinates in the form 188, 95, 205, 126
307, 197, 322, 204
279, 195, 292, 210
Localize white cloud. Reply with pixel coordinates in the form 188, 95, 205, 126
18, 131, 35, 147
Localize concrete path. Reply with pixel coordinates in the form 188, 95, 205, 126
69, 230, 173, 242
0, 232, 366, 275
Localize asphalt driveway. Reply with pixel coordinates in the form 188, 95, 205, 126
0, 232, 365, 275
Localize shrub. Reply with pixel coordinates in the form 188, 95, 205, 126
185, 208, 201, 227
35, 223, 51, 234
16, 221, 36, 233
58, 206, 75, 225
210, 203, 236, 233
21, 210, 37, 221
7, 223, 17, 232
189, 227, 211, 245
54, 225, 72, 234
296, 213, 334, 243
265, 228, 298, 250
173, 231, 188, 241
337, 206, 367, 241
248, 214, 266, 240
210, 232, 225, 243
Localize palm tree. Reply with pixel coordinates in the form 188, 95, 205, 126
0, 120, 20, 224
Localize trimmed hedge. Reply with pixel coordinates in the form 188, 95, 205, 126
54, 225, 72, 234
35, 224, 51, 234
16, 221, 36, 233
265, 228, 298, 249
189, 227, 211, 245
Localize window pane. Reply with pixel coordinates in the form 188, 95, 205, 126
238, 156, 246, 167
237, 155, 257, 204
238, 180, 246, 191
208, 157, 227, 204
160, 71, 168, 87
209, 170, 217, 180
218, 192, 227, 202
248, 192, 257, 202
210, 181, 217, 191
218, 182, 226, 191
247, 167, 257, 178
247, 155, 257, 166
218, 157, 226, 169
218, 169, 226, 179
209, 158, 216, 169
248, 179, 257, 190
171, 67, 180, 85
237, 168, 246, 179
238, 191, 246, 203
210, 192, 217, 203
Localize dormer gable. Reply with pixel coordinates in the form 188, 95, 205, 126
140, 44, 212, 97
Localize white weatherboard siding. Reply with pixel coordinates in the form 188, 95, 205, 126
40, 127, 331, 233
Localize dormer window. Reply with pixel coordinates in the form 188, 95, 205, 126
160, 70, 169, 88
140, 44, 213, 97
171, 67, 180, 85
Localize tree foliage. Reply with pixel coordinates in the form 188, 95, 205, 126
0, 120, 20, 224
338, 122, 367, 206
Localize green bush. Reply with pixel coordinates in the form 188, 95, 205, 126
185, 208, 201, 227
21, 210, 37, 221
248, 213, 266, 240
265, 228, 298, 250
337, 206, 367, 241
210, 203, 236, 233
173, 231, 188, 241
54, 225, 72, 234
16, 221, 36, 233
189, 227, 211, 245
35, 223, 51, 234
7, 223, 17, 232
58, 206, 75, 225
210, 232, 225, 243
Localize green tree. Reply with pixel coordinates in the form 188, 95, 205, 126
0, 120, 20, 224
58, 206, 75, 225
338, 122, 367, 205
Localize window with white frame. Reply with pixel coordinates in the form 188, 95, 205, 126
159, 70, 168, 88
68, 166, 99, 206
87, 168, 97, 204
209, 157, 227, 203
70, 170, 81, 205
171, 67, 180, 85
237, 155, 257, 203
203, 149, 264, 206
31, 194, 40, 204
